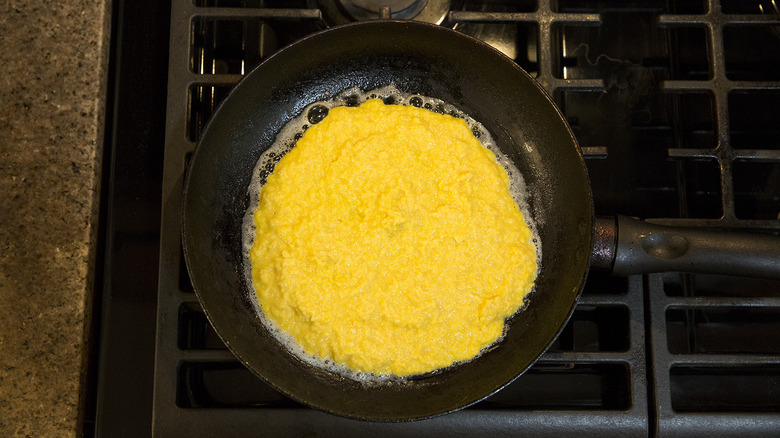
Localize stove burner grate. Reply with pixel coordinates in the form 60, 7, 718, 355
149, 1, 780, 436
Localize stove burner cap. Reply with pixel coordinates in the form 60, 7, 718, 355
331, 0, 449, 23
350, 0, 419, 14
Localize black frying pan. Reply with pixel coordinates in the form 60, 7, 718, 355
182, 20, 780, 422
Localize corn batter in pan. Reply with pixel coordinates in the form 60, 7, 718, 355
250, 98, 538, 377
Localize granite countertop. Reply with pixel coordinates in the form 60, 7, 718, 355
0, 0, 111, 436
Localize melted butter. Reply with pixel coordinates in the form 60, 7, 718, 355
248, 97, 538, 378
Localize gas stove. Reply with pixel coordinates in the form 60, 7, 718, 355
92, 1, 780, 436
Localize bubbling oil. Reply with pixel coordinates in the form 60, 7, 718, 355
242, 85, 541, 382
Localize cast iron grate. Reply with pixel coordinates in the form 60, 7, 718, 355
154, 0, 780, 436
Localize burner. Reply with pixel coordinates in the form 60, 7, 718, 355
318, 0, 450, 25
339, 0, 425, 19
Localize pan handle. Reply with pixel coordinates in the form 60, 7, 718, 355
591, 215, 780, 279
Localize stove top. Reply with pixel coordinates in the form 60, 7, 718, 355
92, 1, 780, 436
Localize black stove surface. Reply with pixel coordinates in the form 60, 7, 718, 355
92, 1, 780, 436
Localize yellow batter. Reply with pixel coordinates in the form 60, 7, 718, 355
250, 99, 537, 377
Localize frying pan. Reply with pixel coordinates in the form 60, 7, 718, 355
182, 20, 780, 422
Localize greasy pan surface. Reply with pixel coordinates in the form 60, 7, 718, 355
182, 20, 593, 421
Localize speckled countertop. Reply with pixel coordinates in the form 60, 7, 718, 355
0, 0, 111, 436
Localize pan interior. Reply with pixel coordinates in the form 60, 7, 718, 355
182, 20, 593, 421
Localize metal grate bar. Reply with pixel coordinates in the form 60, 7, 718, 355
543, 79, 604, 90
581, 146, 608, 158
663, 80, 780, 90
659, 297, 780, 308
667, 354, 780, 365
577, 294, 634, 306
727, 81, 780, 90
665, 149, 780, 161
449, 11, 600, 25
157, 408, 647, 437
539, 352, 635, 363
191, 8, 322, 19
653, 413, 780, 438
187, 74, 243, 85
661, 80, 714, 90
729, 150, 780, 161
178, 350, 238, 362
659, 14, 780, 25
